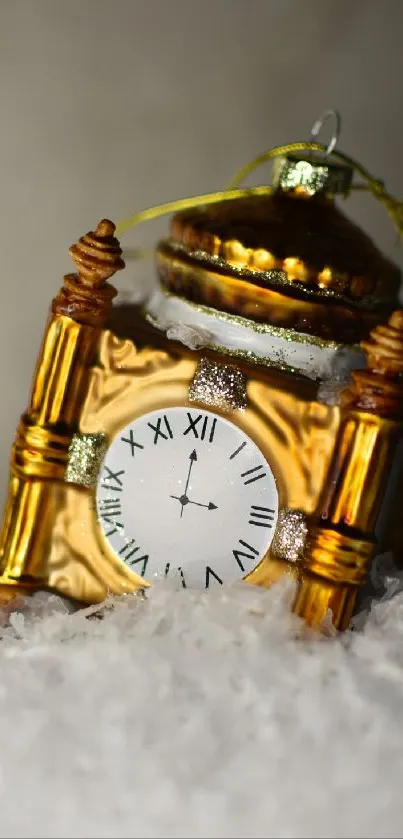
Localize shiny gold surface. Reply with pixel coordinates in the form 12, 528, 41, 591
295, 310, 403, 630
0, 581, 39, 607
0, 221, 127, 603
0, 312, 102, 586
319, 413, 398, 530
80, 328, 339, 514
0, 312, 340, 604
81, 330, 339, 598
157, 245, 380, 343
0, 213, 401, 632
292, 572, 357, 633
165, 191, 400, 309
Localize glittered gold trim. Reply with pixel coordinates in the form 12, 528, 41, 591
162, 240, 390, 310
65, 433, 108, 488
271, 509, 308, 563
145, 287, 356, 351
203, 343, 299, 375
189, 357, 247, 412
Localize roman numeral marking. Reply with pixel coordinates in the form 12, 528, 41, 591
101, 466, 125, 492
127, 552, 149, 577
249, 505, 275, 528
232, 538, 259, 572
164, 563, 187, 588
205, 566, 223, 587
183, 412, 217, 443
121, 430, 144, 456
147, 414, 173, 444
241, 465, 266, 485
118, 539, 141, 561
99, 497, 124, 537
229, 441, 247, 460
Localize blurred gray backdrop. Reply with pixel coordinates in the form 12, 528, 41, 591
0, 0, 402, 498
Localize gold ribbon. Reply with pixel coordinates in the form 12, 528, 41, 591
115, 142, 403, 242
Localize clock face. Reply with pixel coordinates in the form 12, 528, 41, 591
96, 407, 278, 588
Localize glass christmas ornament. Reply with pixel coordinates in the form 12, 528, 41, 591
1, 118, 403, 631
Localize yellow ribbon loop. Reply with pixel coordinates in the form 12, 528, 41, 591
116, 141, 403, 246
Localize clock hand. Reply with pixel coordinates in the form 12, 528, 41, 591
181, 450, 217, 510
169, 493, 192, 518
187, 499, 218, 511
170, 450, 208, 518
175, 450, 198, 518
184, 449, 197, 495
170, 495, 218, 511
170, 494, 189, 505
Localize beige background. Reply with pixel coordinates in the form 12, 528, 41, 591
0, 0, 402, 498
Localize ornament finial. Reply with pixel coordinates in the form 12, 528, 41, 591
341, 308, 403, 418
95, 218, 116, 237
68, 219, 125, 288
52, 219, 124, 326
360, 309, 403, 377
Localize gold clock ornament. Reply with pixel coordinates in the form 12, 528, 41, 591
1, 112, 403, 632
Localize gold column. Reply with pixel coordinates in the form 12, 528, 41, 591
0, 220, 124, 602
294, 311, 403, 631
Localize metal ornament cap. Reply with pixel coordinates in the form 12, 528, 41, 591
271, 152, 353, 198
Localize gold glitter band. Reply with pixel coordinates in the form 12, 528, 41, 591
189, 357, 247, 412
145, 288, 348, 350
271, 509, 308, 563
162, 240, 390, 311
144, 287, 365, 381
65, 433, 108, 488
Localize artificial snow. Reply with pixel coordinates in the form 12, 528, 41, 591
1, 567, 403, 838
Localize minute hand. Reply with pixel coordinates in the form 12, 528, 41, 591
184, 449, 197, 495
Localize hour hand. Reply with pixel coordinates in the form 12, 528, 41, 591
170, 494, 218, 512
187, 499, 217, 511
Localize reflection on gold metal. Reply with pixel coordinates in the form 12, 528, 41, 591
166, 190, 399, 308
0, 221, 127, 601
156, 245, 382, 344
189, 357, 247, 412
295, 310, 403, 631
0, 291, 340, 605
0, 199, 401, 632
0, 186, 342, 606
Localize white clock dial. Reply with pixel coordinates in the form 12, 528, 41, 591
96, 407, 278, 589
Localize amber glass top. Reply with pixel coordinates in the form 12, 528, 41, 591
166, 191, 400, 306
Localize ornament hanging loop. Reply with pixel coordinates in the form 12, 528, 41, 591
308, 109, 341, 157
116, 109, 403, 244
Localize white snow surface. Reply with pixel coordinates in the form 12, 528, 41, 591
1, 565, 403, 838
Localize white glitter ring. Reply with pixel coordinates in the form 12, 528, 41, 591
144, 288, 365, 383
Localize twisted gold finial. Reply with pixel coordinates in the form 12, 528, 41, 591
361, 310, 403, 376
52, 219, 125, 327
343, 310, 403, 418
69, 219, 125, 287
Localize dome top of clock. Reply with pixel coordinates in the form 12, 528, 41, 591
155, 152, 400, 345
